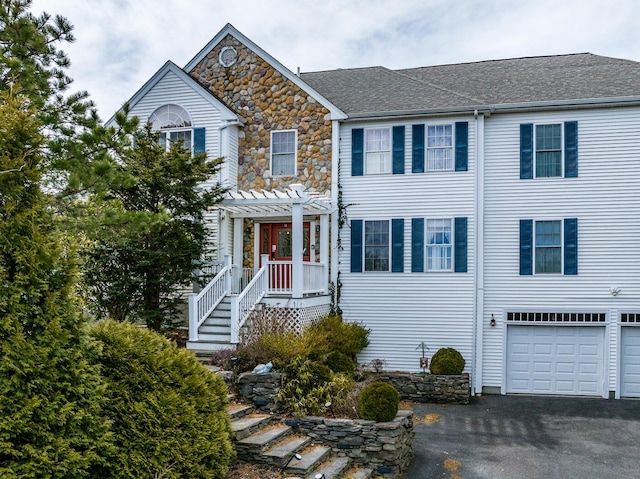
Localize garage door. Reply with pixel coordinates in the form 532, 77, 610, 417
621, 327, 640, 398
507, 326, 605, 396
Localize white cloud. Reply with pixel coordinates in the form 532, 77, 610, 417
32, 0, 640, 120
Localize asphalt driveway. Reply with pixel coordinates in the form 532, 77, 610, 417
406, 395, 640, 479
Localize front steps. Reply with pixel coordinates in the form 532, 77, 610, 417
187, 297, 233, 352
228, 402, 374, 479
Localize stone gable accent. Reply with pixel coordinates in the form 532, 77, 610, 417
189, 34, 332, 194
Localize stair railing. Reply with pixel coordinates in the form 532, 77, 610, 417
230, 254, 269, 344
188, 256, 232, 341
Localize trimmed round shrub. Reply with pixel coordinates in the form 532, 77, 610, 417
325, 351, 355, 375
357, 381, 399, 422
90, 320, 235, 479
430, 347, 465, 375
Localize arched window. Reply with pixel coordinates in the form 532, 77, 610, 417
149, 104, 193, 151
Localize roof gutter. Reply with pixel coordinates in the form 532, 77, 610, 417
341, 95, 640, 122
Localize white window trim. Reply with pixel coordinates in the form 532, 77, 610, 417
159, 128, 193, 152
533, 218, 564, 274
534, 122, 564, 179
363, 219, 391, 273
364, 127, 391, 175
425, 217, 454, 272
425, 123, 454, 172
270, 129, 298, 177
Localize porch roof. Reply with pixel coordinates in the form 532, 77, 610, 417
216, 186, 333, 218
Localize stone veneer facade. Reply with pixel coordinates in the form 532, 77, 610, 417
189, 34, 333, 194
190, 35, 334, 269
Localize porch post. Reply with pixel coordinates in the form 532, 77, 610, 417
292, 202, 304, 298
233, 216, 243, 269
320, 213, 329, 295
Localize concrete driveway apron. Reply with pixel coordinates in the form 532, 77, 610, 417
406, 394, 640, 479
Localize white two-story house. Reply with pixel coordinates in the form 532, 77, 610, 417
111, 24, 640, 399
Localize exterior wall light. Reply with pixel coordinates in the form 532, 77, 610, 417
490, 314, 496, 327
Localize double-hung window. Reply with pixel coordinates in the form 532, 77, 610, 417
535, 124, 562, 177
149, 104, 194, 151
520, 121, 578, 179
271, 130, 297, 176
365, 128, 391, 174
426, 125, 453, 171
426, 219, 452, 271
364, 220, 390, 272
535, 220, 562, 273
519, 218, 578, 275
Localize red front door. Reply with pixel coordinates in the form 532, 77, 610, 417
260, 223, 311, 289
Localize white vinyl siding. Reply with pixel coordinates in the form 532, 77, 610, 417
483, 106, 640, 393
339, 117, 475, 372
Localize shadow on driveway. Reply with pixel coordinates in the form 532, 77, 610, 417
406, 395, 640, 479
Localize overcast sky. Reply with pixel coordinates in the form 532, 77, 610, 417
33, 0, 640, 120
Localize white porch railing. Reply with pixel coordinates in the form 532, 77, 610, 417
188, 262, 230, 341
189, 255, 329, 344
303, 262, 327, 294
265, 261, 327, 295
230, 261, 268, 343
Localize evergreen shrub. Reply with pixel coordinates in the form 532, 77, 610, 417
357, 381, 399, 422
304, 315, 370, 359
325, 351, 356, 375
430, 347, 466, 375
90, 320, 234, 479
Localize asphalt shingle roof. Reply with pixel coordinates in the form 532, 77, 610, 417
300, 53, 640, 117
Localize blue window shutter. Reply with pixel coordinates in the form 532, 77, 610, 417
564, 121, 578, 178
454, 217, 468, 273
350, 220, 363, 273
520, 219, 533, 275
411, 218, 424, 273
412, 124, 425, 173
564, 218, 578, 275
455, 122, 469, 172
520, 124, 534, 179
352, 129, 364, 176
391, 219, 404, 272
193, 127, 206, 154
392, 126, 405, 174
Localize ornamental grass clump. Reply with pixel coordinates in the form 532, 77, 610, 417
430, 347, 466, 375
357, 381, 399, 422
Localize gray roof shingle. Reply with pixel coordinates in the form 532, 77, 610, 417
300, 53, 640, 117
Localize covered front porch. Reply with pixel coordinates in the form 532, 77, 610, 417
187, 185, 334, 350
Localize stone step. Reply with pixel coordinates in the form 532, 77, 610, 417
236, 424, 292, 456
262, 435, 312, 468
341, 466, 375, 479
306, 456, 351, 479
226, 403, 253, 420
230, 414, 272, 440
285, 445, 332, 476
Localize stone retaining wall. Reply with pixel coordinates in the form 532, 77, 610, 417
236, 371, 282, 412
284, 411, 414, 479
376, 372, 470, 404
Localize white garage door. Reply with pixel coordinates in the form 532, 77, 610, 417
621, 327, 640, 398
507, 326, 605, 396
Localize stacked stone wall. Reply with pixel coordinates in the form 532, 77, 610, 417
190, 34, 332, 194
376, 372, 471, 404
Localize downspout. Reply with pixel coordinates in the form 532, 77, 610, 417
473, 109, 485, 395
